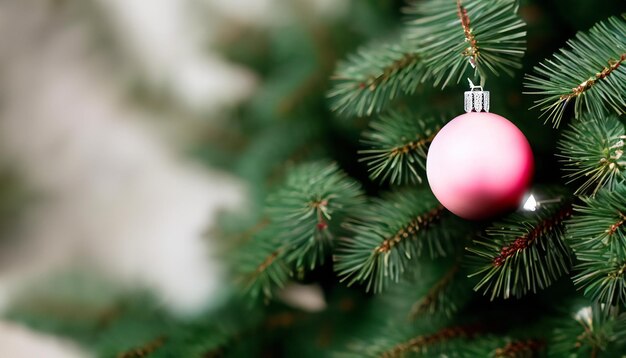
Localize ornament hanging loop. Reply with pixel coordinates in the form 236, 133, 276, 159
464, 78, 490, 113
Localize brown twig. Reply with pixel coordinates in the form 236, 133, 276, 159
380, 324, 484, 358
409, 263, 460, 319
560, 53, 626, 100
389, 131, 439, 158
117, 335, 167, 358
256, 250, 282, 274
376, 206, 445, 253
608, 212, 626, 236
494, 339, 545, 357
311, 199, 330, 231
357, 53, 421, 91
456, 0, 479, 65
493, 205, 573, 267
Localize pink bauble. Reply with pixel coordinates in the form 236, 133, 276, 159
426, 112, 533, 220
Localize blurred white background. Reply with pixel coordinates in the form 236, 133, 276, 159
0, 0, 347, 356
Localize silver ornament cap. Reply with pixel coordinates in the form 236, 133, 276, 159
464, 79, 490, 113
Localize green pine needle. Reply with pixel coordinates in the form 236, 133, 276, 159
378, 257, 472, 320
467, 193, 574, 300
573, 253, 626, 308
267, 161, 365, 269
567, 184, 626, 258
328, 0, 526, 117
550, 304, 626, 357
328, 40, 427, 117
405, 0, 526, 88
337, 320, 486, 358
567, 184, 626, 306
404, 262, 465, 319
359, 111, 445, 185
238, 161, 365, 301
525, 16, 626, 127
557, 115, 626, 196
463, 337, 546, 358
236, 231, 291, 302
335, 189, 455, 293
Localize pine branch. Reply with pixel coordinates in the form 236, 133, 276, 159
573, 254, 626, 308
550, 304, 626, 357
405, 0, 526, 88
328, 40, 427, 117
334, 189, 455, 293
568, 184, 626, 260
557, 116, 626, 196
407, 262, 465, 319
236, 232, 291, 301
567, 184, 626, 306
238, 162, 365, 300
328, 0, 526, 116
467, 193, 574, 300
493, 339, 545, 358
359, 111, 445, 185
460, 336, 547, 358
337, 318, 487, 358
524, 16, 626, 127
376, 257, 472, 320
266, 161, 365, 269
117, 335, 166, 358
7, 282, 260, 358
379, 324, 484, 358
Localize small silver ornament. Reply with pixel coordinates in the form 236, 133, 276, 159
464, 79, 490, 113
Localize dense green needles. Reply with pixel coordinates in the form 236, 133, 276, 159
567, 184, 626, 306
557, 115, 626, 195
328, 0, 526, 117
525, 16, 626, 127
466, 192, 575, 300
405, 0, 526, 88
328, 41, 426, 117
6, 1, 626, 357
359, 111, 444, 185
237, 162, 364, 300
335, 189, 454, 293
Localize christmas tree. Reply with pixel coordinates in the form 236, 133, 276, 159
4, 0, 626, 356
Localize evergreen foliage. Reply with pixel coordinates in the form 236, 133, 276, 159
557, 115, 626, 195
464, 337, 547, 357
550, 304, 626, 357
237, 161, 364, 300
5, 274, 263, 357
359, 111, 444, 185
467, 191, 574, 300
328, 0, 526, 117
236, 230, 292, 301
378, 257, 473, 320
405, 0, 526, 87
335, 189, 456, 293
567, 184, 626, 306
525, 16, 626, 127
337, 318, 486, 358
4, 0, 626, 356
328, 40, 427, 117
266, 162, 365, 268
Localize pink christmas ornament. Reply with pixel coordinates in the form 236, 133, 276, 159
426, 86, 533, 220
